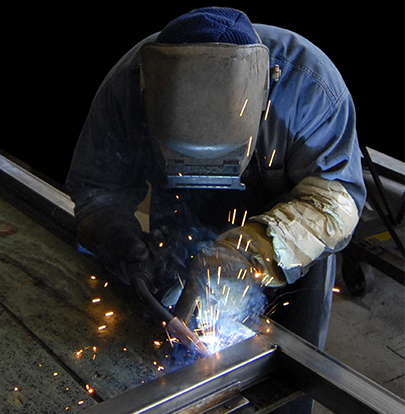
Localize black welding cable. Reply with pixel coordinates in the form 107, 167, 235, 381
132, 276, 174, 323
129, 264, 210, 356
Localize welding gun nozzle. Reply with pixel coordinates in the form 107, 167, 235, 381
167, 317, 210, 357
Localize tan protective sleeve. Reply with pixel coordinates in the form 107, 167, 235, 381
249, 177, 359, 270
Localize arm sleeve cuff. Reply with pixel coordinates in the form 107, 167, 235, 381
249, 176, 359, 282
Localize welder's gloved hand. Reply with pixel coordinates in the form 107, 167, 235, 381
77, 208, 182, 293
214, 221, 287, 288
77, 208, 150, 284
77, 208, 149, 284
177, 222, 286, 327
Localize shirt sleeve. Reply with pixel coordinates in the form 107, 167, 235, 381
252, 70, 366, 284
66, 58, 151, 222
287, 88, 366, 214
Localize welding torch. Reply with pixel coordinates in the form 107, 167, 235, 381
128, 262, 210, 357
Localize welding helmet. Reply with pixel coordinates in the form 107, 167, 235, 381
140, 8, 269, 190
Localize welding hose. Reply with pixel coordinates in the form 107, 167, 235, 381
129, 263, 210, 356
173, 268, 204, 326
128, 262, 174, 324
134, 278, 174, 323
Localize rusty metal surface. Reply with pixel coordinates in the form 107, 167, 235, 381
0, 196, 167, 413
0, 220, 18, 237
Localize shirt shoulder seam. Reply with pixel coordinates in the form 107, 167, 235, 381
272, 54, 348, 112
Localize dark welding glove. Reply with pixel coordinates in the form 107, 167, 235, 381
77, 208, 183, 295
77, 207, 150, 284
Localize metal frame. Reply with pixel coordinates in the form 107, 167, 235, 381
85, 332, 277, 414
257, 319, 405, 414
1, 154, 404, 413
0, 154, 76, 244
84, 319, 404, 414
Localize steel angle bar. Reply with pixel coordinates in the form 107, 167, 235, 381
85, 318, 405, 414
255, 318, 405, 414
0, 155, 74, 217
0, 154, 77, 244
85, 335, 277, 414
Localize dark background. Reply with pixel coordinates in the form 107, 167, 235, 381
3, 4, 404, 186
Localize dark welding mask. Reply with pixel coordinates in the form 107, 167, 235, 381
140, 42, 269, 190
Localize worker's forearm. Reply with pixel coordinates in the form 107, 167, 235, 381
249, 176, 359, 283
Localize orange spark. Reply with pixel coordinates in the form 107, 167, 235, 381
264, 99, 272, 121
239, 98, 249, 117
236, 234, 243, 250
177, 274, 184, 289
224, 286, 231, 305
231, 208, 237, 225
242, 285, 250, 298
241, 210, 248, 227
247, 136, 253, 157
268, 149, 276, 167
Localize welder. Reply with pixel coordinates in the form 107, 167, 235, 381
66, 7, 366, 413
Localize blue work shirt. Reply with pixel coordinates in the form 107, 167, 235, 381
66, 24, 366, 260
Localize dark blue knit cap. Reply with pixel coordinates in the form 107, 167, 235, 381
156, 7, 258, 45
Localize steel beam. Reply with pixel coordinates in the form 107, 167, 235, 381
85, 335, 278, 414
0, 154, 76, 244
85, 319, 404, 414
256, 319, 405, 414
